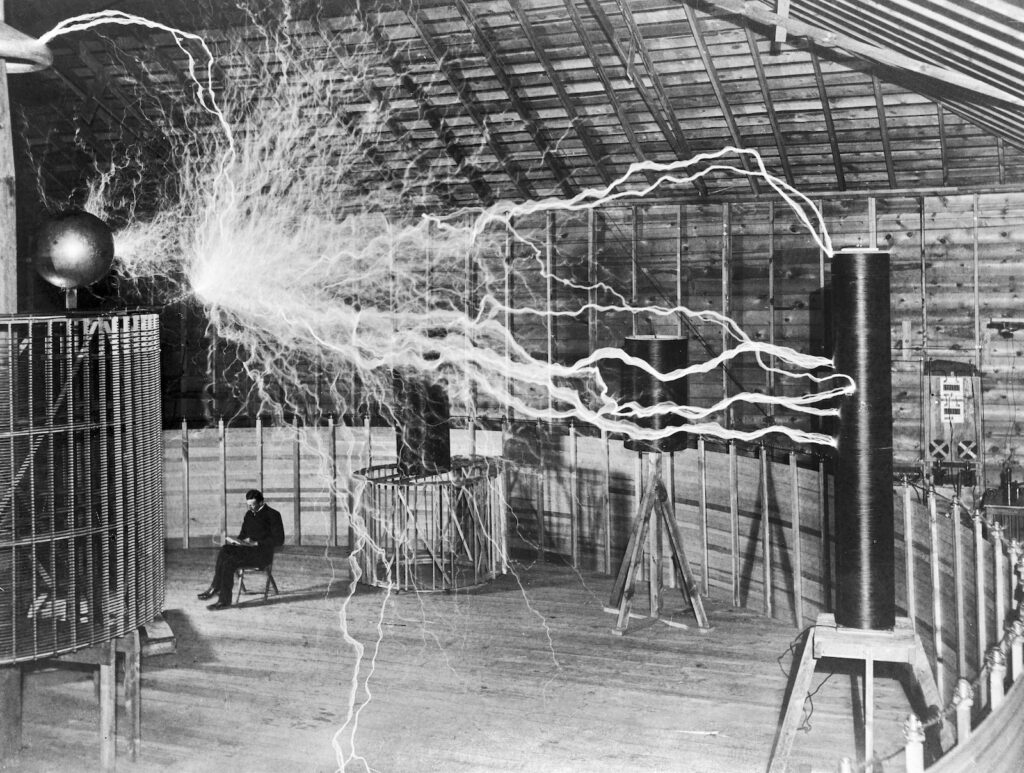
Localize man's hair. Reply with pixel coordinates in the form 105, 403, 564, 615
245, 489, 264, 502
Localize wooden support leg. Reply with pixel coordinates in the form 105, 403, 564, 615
909, 633, 954, 750
768, 626, 818, 773
123, 630, 141, 761
607, 472, 657, 608
99, 640, 116, 772
0, 664, 22, 758
657, 497, 710, 629
865, 655, 874, 771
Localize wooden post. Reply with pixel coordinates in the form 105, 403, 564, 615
602, 427, 611, 573
952, 497, 967, 678
219, 417, 227, 537
329, 416, 338, 547
255, 415, 264, 492
927, 486, 945, 699
569, 422, 579, 570
952, 678, 973, 744
903, 714, 925, 773
729, 441, 740, 607
790, 452, 804, 629
721, 203, 732, 427
698, 436, 709, 595
993, 523, 1006, 642
99, 640, 116, 772
0, 7, 16, 313
292, 415, 301, 546
181, 419, 190, 550
1010, 620, 1024, 681
0, 667, 21, 759
760, 445, 772, 617
902, 477, 916, 625
988, 647, 1006, 709
123, 629, 141, 760
975, 513, 987, 665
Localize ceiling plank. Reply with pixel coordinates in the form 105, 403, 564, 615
870, 74, 896, 188
76, 43, 154, 128
682, 4, 759, 195
743, 26, 793, 186
355, 8, 494, 205
405, 5, 535, 201
597, 0, 709, 198
810, 51, 845, 191
506, 0, 613, 187
680, 0, 1024, 109
447, 0, 577, 199
45, 59, 144, 143
561, 0, 660, 186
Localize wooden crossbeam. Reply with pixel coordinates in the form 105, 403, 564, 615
450, 0, 577, 199
506, 0, 613, 187
936, 104, 949, 186
682, 4, 760, 195
356, 8, 495, 206
871, 73, 897, 188
810, 51, 846, 191
744, 27, 794, 186
405, 4, 536, 200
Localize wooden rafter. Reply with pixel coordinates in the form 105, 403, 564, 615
561, 0, 659, 185
682, 4, 759, 195
871, 74, 896, 188
76, 43, 154, 128
771, 0, 791, 55
591, 0, 709, 198
46, 58, 144, 144
356, 8, 494, 205
810, 51, 845, 191
447, 0, 577, 199
506, 0, 613, 187
682, 0, 1024, 109
404, 5, 535, 200
936, 103, 949, 186
743, 26, 793, 186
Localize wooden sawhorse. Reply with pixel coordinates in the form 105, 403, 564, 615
605, 452, 711, 636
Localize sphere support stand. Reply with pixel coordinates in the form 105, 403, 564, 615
604, 451, 711, 635
767, 614, 953, 772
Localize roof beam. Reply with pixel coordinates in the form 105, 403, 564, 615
810, 51, 845, 191
404, 5, 536, 201
45, 60, 144, 143
682, 4, 759, 195
506, 0, 613, 187
594, 0, 709, 198
678, 0, 1024, 109
870, 74, 897, 188
447, 0, 578, 199
770, 0, 791, 55
936, 104, 949, 186
743, 26, 793, 186
561, 0, 660, 186
356, 8, 495, 206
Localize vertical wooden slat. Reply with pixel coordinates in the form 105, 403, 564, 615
928, 487, 945, 699
790, 452, 803, 629
760, 445, 772, 617
676, 204, 684, 339
255, 415, 264, 492
329, 416, 338, 547
634, 451, 643, 581
974, 513, 987, 666
588, 208, 598, 357
546, 211, 555, 416
219, 417, 227, 537
698, 437, 709, 595
504, 221, 514, 421
602, 428, 612, 573
903, 478, 917, 626
631, 204, 639, 337
729, 441, 740, 607
293, 416, 301, 546
721, 204, 732, 427
952, 497, 967, 678
569, 423, 579, 570
993, 523, 1006, 650
767, 201, 776, 412
181, 419, 190, 550
99, 641, 116, 772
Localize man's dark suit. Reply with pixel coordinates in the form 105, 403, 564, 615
211, 504, 285, 605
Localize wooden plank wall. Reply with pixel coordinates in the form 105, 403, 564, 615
508, 190, 1024, 488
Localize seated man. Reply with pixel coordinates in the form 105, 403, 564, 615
198, 488, 285, 610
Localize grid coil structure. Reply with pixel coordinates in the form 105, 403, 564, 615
0, 313, 164, 664
354, 456, 507, 591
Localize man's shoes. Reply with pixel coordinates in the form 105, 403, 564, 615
207, 601, 231, 611
197, 588, 217, 600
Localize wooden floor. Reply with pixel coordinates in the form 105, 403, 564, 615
9, 548, 932, 772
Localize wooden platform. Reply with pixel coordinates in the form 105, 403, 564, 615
8, 548, 926, 772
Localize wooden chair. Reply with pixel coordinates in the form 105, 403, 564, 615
234, 557, 279, 604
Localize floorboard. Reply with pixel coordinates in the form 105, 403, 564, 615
6, 548, 929, 772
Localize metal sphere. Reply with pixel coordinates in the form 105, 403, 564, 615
34, 211, 115, 289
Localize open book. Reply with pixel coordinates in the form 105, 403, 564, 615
225, 536, 257, 547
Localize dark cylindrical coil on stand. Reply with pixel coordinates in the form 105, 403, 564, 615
393, 371, 451, 478
620, 335, 688, 453
832, 249, 896, 630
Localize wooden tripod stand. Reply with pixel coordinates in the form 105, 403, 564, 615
768, 613, 952, 772
605, 452, 711, 636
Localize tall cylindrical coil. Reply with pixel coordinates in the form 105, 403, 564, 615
620, 335, 688, 453
831, 249, 896, 630
0, 313, 164, 663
